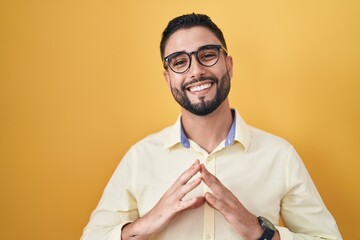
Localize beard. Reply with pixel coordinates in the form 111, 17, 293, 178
170, 72, 231, 116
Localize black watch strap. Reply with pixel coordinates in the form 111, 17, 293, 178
258, 228, 275, 240
257, 216, 275, 240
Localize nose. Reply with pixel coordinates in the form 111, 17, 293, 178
188, 54, 206, 78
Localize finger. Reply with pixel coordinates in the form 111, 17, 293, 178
205, 192, 217, 207
188, 196, 206, 209
175, 176, 202, 199
177, 196, 205, 211
200, 164, 224, 194
204, 192, 227, 212
173, 160, 201, 188
205, 192, 242, 227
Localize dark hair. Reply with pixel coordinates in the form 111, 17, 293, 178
160, 13, 227, 59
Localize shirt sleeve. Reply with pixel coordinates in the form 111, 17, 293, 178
81, 147, 139, 240
277, 147, 342, 240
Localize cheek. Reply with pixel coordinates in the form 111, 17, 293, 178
168, 75, 185, 89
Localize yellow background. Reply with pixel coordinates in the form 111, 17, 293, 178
0, 0, 359, 239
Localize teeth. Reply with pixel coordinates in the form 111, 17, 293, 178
189, 83, 212, 92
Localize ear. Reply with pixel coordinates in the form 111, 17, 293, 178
163, 70, 171, 89
225, 56, 233, 78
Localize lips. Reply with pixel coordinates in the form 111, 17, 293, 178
182, 77, 218, 94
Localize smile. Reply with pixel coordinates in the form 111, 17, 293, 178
188, 83, 213, 93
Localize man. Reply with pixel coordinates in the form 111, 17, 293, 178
81, 13, 342, 240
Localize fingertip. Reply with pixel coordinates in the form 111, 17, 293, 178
192, 196, 206, 208
204, 192, 212, 199
204, 192, 215, 206
192, 159, 200, 166
206, 192, 216, 201
198, 196, 206, 205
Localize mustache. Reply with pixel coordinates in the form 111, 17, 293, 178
181, 76, 219, 91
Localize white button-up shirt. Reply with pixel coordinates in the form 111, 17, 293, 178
81, 110, 342, 240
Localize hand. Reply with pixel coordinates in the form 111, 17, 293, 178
121, 160, 205, 240
200, 164, 264, 240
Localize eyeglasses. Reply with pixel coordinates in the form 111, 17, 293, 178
163, 44, 228, 74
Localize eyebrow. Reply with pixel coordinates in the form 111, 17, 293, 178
164, 44, 222, 60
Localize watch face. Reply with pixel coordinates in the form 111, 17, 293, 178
259, 216, 276, 231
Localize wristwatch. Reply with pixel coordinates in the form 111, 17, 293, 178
257, 216, 276, 240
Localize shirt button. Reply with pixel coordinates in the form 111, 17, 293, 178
205, 234, 212, 239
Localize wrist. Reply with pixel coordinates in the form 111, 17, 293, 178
240, 215, 265, 240
272, 230, 281, 240
257, 216, 276, 240
121, 218, 151, 240
251, 224, 266, 240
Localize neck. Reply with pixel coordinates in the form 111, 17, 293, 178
181, 100, 233, 153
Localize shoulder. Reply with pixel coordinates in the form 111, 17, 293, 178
129, 124, 176, 153
246, 126, 305, 175
248, 125, 294, 153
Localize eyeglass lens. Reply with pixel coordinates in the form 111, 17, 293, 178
168, 46, 220, 73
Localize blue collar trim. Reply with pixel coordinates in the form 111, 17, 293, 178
180, 109, 236, 149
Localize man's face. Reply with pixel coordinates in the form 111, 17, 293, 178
163, 26, 233, 116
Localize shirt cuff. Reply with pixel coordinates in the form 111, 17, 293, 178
276, 226, 294, 240
117, 221, 133, 240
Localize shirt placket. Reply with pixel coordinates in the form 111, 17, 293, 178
203, 154, 216, 240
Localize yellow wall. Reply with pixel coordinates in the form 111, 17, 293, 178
0, 1, 359, 239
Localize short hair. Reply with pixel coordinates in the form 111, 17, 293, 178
160, 13, 227, 59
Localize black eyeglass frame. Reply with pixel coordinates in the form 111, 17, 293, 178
163, 44, 228, 74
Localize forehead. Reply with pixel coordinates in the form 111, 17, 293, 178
164, 26, 221, 56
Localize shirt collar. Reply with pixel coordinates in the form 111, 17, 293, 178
164, 109, 250, 151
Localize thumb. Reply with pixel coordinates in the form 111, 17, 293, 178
204, 192, 216, 209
